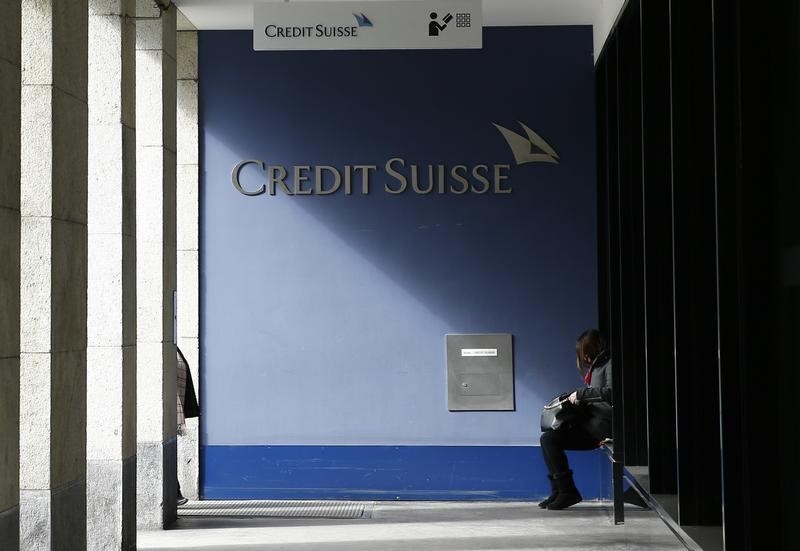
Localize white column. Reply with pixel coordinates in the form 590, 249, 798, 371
0, 1, 21, 548
135, 0, 178, 530
19, 1, 89, 550
87, 1, 137, 548
176, 28, 200, 500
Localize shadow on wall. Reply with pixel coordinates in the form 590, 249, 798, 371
198, 27, 597, 443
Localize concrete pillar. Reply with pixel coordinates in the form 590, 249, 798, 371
0, 1, 21, 549
86, 1, 137, 548
135, 0, 178, 530
176, 29, 200, 501
19, 1, 89, 550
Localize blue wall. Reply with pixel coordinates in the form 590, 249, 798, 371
199, 27, 597, 499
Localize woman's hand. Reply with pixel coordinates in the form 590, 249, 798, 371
568, 391, 578, 404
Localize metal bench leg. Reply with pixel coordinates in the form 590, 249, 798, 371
613, 461, 625, 525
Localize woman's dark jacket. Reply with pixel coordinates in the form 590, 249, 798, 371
575, 350, 612, 441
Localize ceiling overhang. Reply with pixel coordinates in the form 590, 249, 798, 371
172, 0, 627, 60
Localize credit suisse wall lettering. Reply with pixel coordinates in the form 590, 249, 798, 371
231, 121, 560, 197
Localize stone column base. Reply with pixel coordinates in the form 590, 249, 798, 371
0, 505, 19, 550
20, 479, 86, 551
87, 455, 136, 550
178, 417, 199, 499
137, 437, 177, 530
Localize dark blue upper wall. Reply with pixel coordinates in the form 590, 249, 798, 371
199, 27, 596, 446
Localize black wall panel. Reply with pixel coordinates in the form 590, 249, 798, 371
639, 0, 677, 495
596, 53, 610, 351
616, 1, 648, 467
668, 0, 722, 526
604, 36, 625, 463
766, 3, 800, 546
598, 0, 800, 543
712, 0, 751, 546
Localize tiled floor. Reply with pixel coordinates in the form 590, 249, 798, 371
652, 495, 721, 551
138, 501, 688, 550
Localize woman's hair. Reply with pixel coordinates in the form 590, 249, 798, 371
575, 329, 607, 369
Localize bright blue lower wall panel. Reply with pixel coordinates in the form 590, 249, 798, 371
201, 446, 605, 500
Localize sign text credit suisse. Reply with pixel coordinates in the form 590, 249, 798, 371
231, 159, 514, 197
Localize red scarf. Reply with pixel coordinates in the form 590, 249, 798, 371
584, 350, 610, 386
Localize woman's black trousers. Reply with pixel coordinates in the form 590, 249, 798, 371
539, 425, 599, 475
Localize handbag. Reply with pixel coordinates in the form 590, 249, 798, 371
540, 392, 585, 432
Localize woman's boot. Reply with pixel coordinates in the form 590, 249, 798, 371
547, 470, 582, 510
538, 474, 558, 508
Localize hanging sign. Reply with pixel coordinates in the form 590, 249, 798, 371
253, 0, 482, 51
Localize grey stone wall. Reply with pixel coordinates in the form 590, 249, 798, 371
19, 1, 88, 549
0, 0, 21, 547
176, 29, 200, 501
136, 1, 179, 529
86, 0, 138, 548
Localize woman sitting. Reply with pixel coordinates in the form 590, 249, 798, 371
539, 329, 612, 510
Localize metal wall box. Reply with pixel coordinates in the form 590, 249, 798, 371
446, 334, 514, 411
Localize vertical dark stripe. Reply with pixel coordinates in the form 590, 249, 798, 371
640, 0, 677, 495
616, 0, 648, 466
669, 0, 722, 526
711, 0, 748, 547
765, 3, 800, 546
596, 56, 610, 341
606, 35, 626, 465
